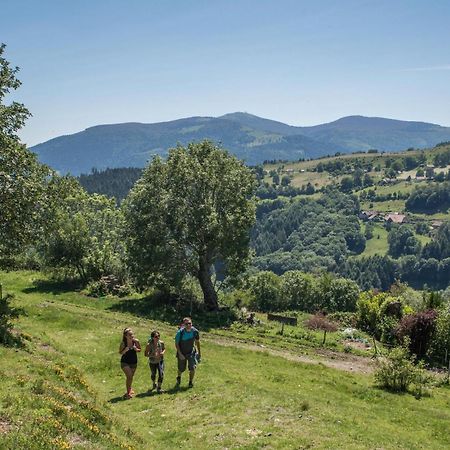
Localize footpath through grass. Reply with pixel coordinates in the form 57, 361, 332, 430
1, 271, 450, 449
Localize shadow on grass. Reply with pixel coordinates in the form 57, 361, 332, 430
107, 293, 238, 332
108, 385, 191, 403
22, 278, 83, 296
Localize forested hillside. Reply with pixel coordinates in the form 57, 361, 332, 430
75, 143, 450, 291
78, 168, 143, 202
31, 113, 450, 174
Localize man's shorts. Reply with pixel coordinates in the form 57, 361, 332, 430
177, 353, 197, 372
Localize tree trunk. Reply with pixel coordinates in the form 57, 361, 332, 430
197, 256, 219, 310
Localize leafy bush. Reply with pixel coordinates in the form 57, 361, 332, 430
221, 289, 254, 309
374, 344, 420, 392
328, 311, 357, 328
427, 306, 450, 365
247, 271, 285, 312
0, 293, 22, 346
84, 275, 132, 298
280, 271, 317, 311
396, 310, 438, 358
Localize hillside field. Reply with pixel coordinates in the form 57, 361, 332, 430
1, 271, 450, 449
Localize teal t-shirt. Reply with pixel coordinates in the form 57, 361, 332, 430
175, 328, 199, 343
175, 327, 199, 356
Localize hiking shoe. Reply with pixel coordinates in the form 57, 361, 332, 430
123, 393, 132, 400
152, 382, 157, 390
188, 381, 194, 388
175, 376, 181, 388
156, 387, 164, 394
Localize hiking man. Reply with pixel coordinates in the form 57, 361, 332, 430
175, 317, 201, 388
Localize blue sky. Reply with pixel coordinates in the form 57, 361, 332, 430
2, 0, 450, 145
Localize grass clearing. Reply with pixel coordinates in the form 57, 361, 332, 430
359, 224, 389, 257
1, 271, 450, 449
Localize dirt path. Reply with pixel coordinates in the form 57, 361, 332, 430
205, 335, 375, 374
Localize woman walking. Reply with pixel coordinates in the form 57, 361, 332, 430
145, 330, 165, 393
119, 328, 141, 399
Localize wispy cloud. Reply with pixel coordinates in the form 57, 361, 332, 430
401, 64, 450, 72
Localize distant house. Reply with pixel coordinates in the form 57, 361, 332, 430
431, 220, 443, 230
282, 168, 295, 174
359, 210, 379, 221
379, 178, 396, 185
385, 213, 407, 224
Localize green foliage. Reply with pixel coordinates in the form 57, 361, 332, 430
428, 306, 450, 365
253, 189, 365, 274
406, 182, 450, 213
78, 167, 143, 203
40, 177, 126, 282
374, 342, 427, 393
280, 270, 317, 311
0, 44, 51, 261
0, 142, 51, 260
422, 222, 450, 260
357, 292, 411, 343
0, 44, 31, 140
84, 276, 132, 298
0, 293, 22, 346
123, 140, 256, 310
247, 271, 285, 312
388, 225, 421, 258
340, 255, 398, 290
246, 270, 359, 314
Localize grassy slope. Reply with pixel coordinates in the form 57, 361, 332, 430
1, 271, 450, 449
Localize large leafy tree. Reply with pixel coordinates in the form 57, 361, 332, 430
124, 140, 256, 310
0, 44, 51, 260
39, 176, 126, 282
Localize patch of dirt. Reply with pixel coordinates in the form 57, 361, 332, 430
39, 343, 57, 352
342, 339, 371, 351
0, 418, 14, 435
68, 434, 90, 446
207, 336, 375, 374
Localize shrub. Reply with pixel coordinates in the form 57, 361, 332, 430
247, 271, 285, 312
305, 313, 338, 345
374, 344, 418, 392
328, 311, 357, 328
427, 306, 450, 365
396, 310, 438, 358
221, 289, 254, 309
0, 293, 22, 346
280, 271, 317, 311
84, 275, 132, 297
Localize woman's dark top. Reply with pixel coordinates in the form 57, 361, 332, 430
121, 340, 138, 365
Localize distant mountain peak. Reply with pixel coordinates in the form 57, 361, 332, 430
31, 112, 450, 175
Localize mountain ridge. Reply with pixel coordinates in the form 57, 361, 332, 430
31, 112, 450, 175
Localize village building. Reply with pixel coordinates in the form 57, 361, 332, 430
359, 210, 380, 221
384, 213, 408, 224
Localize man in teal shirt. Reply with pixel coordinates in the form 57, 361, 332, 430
175, 317, 201, 388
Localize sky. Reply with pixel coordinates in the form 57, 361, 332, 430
2, 0, 450, 146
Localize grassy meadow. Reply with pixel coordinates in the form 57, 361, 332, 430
1, 271, 450, 449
